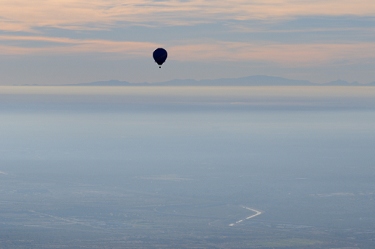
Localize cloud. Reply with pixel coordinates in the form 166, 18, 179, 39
1, 1, 374, 71
0, 35, 158, 56
1, 0, 374, 32
1, 34, 374, 67
169, 41, 375, 65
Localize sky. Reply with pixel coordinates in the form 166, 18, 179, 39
0, 0, 374, 85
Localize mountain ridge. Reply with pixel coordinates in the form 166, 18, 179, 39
73, 75, 375, 86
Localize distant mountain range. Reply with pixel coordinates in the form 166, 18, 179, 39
75, 75, 375, 86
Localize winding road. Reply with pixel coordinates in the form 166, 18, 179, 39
229, 206, 262, 226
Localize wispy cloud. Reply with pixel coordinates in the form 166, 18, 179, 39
1, 35, 374, 66
1, 0, 375, 32
169, 41, 375, 66
0, 35, 158, 56
1, 0, 374, 84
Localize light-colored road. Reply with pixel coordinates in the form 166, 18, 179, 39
29, 210, 103, 229
229, 206, 262, 227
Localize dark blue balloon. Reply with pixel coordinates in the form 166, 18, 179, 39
153, 48, 168, 68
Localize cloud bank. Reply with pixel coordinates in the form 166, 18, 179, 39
0, 0, 374, 84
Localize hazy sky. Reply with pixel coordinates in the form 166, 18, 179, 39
1, 0, 374, 85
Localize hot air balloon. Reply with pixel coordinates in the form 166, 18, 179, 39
153, 48, 168, 68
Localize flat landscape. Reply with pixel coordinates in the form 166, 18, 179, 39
0, 86, 374, 248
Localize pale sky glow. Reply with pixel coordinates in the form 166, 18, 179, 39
0, 0, 374, 84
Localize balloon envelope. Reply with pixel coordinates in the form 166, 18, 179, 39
153, 48, 168, 67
